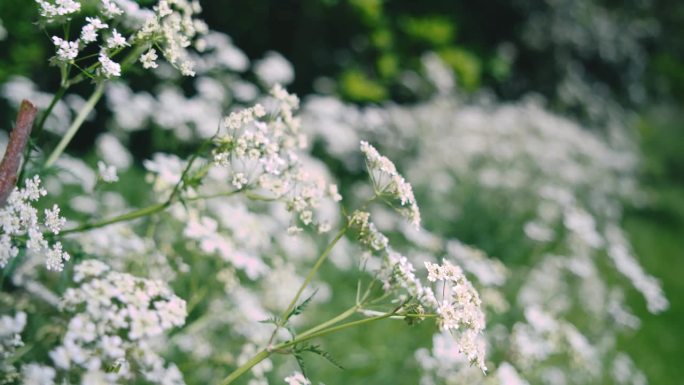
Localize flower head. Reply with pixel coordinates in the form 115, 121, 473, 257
360, 141, 421, 228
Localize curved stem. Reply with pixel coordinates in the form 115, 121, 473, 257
219, 307, 403, 385
278, 312, 396, 350
59, 201, 170, 235
57, 190, 242, 236
296, 305, 359, 339
279, 227, 347, 323
45, 82, 105, 168
219, 350, 271, 385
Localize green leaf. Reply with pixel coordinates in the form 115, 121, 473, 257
258, 315, 281, 325
287, 289, 319, 320
294, 352, 308, 378
297, 344, 345, 371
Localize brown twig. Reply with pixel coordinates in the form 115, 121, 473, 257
0, 100, 38, 207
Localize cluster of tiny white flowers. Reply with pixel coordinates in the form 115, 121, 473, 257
0, 176, 70, 271
51, 36, 79, 61
349, 209, 486, 372
50, 259, 186, 383
98, 51, 121, 78
36, 0, 81, 22
37, 0, 205, 78
360, 141, 421, 228
425, 260, 486, 371
303, 86, 662, 384
97, 160, 119, 183
284, 371, 311, 385
140, 48, 160, 69
136, 0, 206, 76
213, 85, 341, 233
21, 363, 57, 385
0, 312, 27, 360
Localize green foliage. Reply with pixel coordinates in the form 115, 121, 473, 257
400, 16, 456, 46
437, 47, 481, 91
339, 69, 387, 102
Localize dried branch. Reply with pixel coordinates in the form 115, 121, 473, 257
0, 100, 38, 207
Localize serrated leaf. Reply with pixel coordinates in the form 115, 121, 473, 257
258, 315, 281, 325
294, 352, 308, 378
297, 344, 345, 371
287, 289, 319, 320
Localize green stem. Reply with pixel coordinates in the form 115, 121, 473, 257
219, 310, 399, 385
296, 305, 359, 339
57, 190, 241, 236
60, 201, 170, 235
45, 82, 105, 168
219, 350, 271, 385
279, 312, 396, 350
279, 226, 348, 323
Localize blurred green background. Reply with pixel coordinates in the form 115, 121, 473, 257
1, 0, 682, 383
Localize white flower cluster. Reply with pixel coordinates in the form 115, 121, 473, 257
0, 312, 27, 361
97, 160, 119, 183
350, 210, 486, 372
302, 85, 662, 384
0, 176, 70, 271
36, 0, 81, 22
136, 0, 206, 76
213, 85, 341, 233
425, 261, 486, 371
21, 363, 57, 385
360, 141, 421, 228
284, 371, 311, 385
37, 0, 205, 78
49, 260, 186, 384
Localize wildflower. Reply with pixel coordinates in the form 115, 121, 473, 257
106, 29, 128, 49
80, 17, 108, 44
0, 176, 69, 270
231, 172, 248, 189
98, 52, 121, 77
36, 0, 81, 22
360, 141, 421, 228
0, 312, 26, 360
284, 371, 311, 385
22, 363, 56, 385
52, 260, 186, 382
100, 0, 123, 18
97, 160, 119, 182
51, 36, 79, 61
44, 205, 66, 234
140, 48, 159, 69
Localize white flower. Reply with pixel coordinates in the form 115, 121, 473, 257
284, 371, 311, 385
22, 363, 56, 385
98, 52, 121, 77
100, 0, 123, 18
140, 48, 159, 69
52, 261, 187, 382
44, 204, 66, 234
254, 51, 295, 86
360, 141, 421, 228
231, 172, 248, 189
80, 17, 108, 44
106, 29, 129, 49
157, 0, 174, 17
98, 160, 119, 182
37, 0, 81, 22
51, 36, 79, 61
180, 61, 196, 76
0, 176, 69, 270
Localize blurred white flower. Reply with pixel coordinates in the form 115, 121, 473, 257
254, 51, 294, 86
